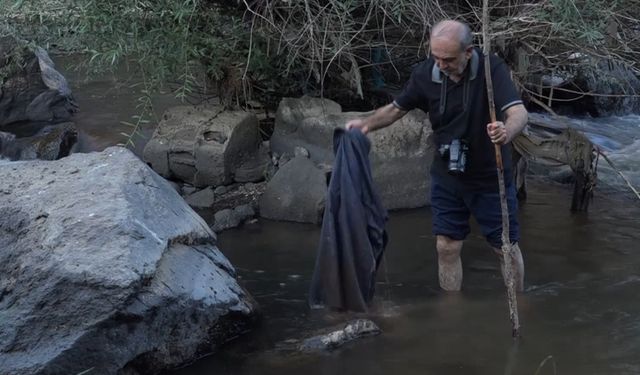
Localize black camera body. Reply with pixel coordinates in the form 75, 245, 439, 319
438, 139, 469, 175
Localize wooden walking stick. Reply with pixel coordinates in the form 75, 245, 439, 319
482, 0, 521, 338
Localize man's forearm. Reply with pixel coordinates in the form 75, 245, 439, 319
363, 103, 407, 132
505, 105, 528, 143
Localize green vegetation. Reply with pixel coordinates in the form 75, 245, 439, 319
1, 0, 638, 111
0, 38, 29, 84
1, 1, 274, 101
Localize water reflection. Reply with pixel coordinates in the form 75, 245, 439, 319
54, 56, 185, 157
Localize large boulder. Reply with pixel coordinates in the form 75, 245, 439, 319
143, 105, 269, 187
0, 147, 257, 375
270, 97, 434, 209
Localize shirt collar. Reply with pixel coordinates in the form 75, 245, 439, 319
431, 48, 479, 83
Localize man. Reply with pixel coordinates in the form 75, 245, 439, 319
346, 20, 528, 292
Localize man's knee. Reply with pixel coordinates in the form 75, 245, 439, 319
436, 235, 463, 261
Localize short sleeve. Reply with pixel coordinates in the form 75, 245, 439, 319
393, 68, 427, 112
491, 57, 523, 113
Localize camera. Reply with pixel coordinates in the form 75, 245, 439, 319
438, 139, 469, 175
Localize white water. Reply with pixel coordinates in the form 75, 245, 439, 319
554, 114, 640, 194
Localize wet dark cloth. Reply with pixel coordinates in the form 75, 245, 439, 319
394, 48, 523, 192
308, 128, 388, 312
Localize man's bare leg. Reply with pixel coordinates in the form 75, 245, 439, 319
494, 243, 524, 292
436, 235, 463, 291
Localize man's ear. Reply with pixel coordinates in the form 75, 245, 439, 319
464, 46, 473, 59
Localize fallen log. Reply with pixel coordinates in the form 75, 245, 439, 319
513, 112, 597, 211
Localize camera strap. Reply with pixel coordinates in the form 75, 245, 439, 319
438, 72, 471, 116
438, 70, 473, 143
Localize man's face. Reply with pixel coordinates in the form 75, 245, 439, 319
430, 36, 472, 78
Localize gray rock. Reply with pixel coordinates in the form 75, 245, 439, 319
211, 209, 235, 232
234, 204, 255, 218
212, 182, 266, 213
211, 205, 256, 232
294, 146, 309, 158
270, 96, 433, 210
185, 186, 216, 208
214, 185, 228, 195
182, 183, 197, 196
298, 319, 381, 353
274, 95, 342, 134
264, 161, 278, 182
0, 147, 257, 375
34, 47, 73, 98
259, 156, 326, 224
0, 122, 78, 161
233, 141, 271, 183
368, 110, 434, 209
270, 97, 342, 164
0, 131, 16, 151
0, 38, 76, 126
143, 105, 262, 187
277, 153, 292, 168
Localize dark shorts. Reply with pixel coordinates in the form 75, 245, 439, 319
430, 174, 520, 248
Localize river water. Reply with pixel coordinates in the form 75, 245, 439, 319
59, 62, 640, 375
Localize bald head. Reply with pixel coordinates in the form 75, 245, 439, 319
429, 20, 474, 81
431, 20, 473, 52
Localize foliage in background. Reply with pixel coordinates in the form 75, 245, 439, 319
0, 37, 29, 84
0, 0, 294, 106
1, 0, 639, 114
239, 0, 450, 105
243, 0, 640, 112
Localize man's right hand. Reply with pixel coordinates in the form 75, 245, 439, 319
344, 103, 407, 135
345, 118, 369, 134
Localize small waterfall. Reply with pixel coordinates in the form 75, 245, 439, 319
564, 115, 640, 191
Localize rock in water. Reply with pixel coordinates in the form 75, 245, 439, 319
298, 319, 381, 353
0, 39, 77, 125
0, 147, 258, 375
0, 122, 77, 161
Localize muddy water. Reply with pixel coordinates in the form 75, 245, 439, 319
56, 61, 640, 375
54, 57, 185, 157
164, 180, 639, 375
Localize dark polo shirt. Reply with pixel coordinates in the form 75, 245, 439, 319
393, 48, 522, 191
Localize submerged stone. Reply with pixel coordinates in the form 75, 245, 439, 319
298, 319, 381, 353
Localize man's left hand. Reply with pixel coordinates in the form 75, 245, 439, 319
487, 121, 509, 145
